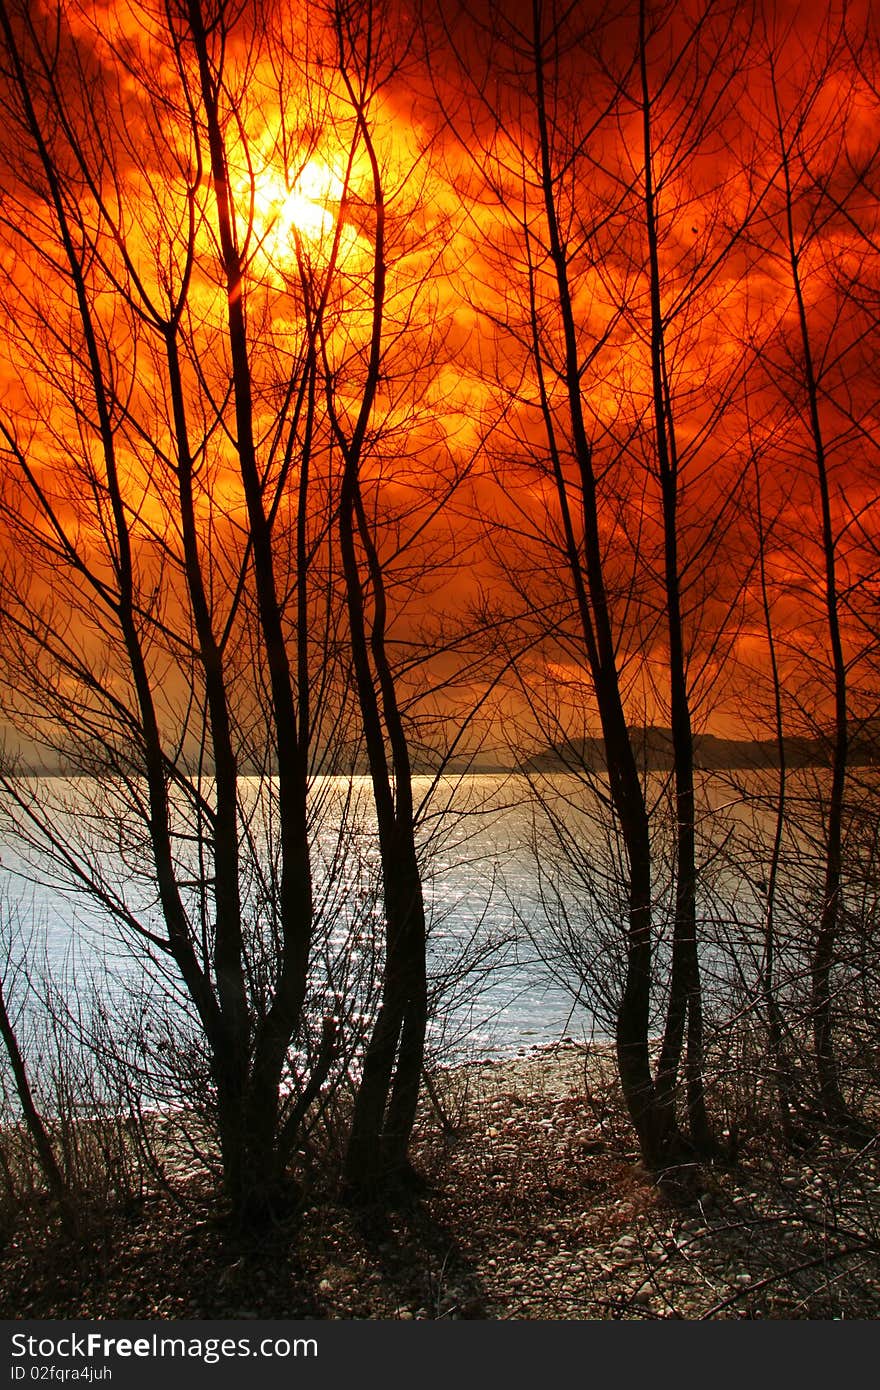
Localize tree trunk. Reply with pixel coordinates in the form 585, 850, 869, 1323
638, 0, 711, 1153
773, 73, 856, 1132
528, 0, 686, 1169
0, 977, 70, 1219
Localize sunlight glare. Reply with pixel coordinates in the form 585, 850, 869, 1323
252, 159, 345, 259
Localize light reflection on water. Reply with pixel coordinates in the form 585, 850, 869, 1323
0, 774, 592, 1063
2, 767, 843, 1068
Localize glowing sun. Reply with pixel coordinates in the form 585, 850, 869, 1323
251, 159, 345, 259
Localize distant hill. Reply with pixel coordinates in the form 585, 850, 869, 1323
4, 722, 878, 779
520, 724, 880, 773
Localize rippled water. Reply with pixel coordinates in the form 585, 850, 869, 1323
0, 774, 592, 1065
1, 766, 841, 1075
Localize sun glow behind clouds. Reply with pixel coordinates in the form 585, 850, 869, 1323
250, 159, 346, 263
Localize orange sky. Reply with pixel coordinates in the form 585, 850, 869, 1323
0, 0, 877, 761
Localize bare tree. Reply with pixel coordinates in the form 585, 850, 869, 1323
437, 0, 854, 1167
743, 2, 880, 1134
0, 0, 479, 1216
313, 0, 465, 1189
0, 0, 377, 1220
436, 0, 700, 1167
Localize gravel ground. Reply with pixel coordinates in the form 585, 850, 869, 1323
3, 1040, 880, 1320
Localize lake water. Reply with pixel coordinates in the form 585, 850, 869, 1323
0, 768, 853, 1082
0, 775, 595, 1070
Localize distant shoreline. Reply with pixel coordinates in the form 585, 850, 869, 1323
5, 721, 878, 778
